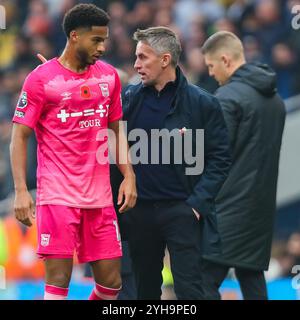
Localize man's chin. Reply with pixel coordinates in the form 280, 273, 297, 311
141, 79, 154, 87
88, 57, 99, 65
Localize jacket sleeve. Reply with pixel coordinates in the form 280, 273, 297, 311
215, 86, 242, 150
186, 95, 232, 216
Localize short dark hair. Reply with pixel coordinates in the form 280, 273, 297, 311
63, 4, 110, 38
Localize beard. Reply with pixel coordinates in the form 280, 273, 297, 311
76, 48, 93, 68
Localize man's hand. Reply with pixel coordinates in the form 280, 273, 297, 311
14, 190, 35, 227
36, 53, 47, 63
117, 174, 137, 213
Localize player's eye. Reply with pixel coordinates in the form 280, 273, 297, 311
93, 38, 104, 43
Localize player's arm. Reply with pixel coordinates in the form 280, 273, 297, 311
10, 124, 35, 227
108, 120, 137, 213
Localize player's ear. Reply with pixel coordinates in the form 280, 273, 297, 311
69, 30, 79, 43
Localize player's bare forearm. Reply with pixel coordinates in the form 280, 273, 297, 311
10, 124, 32, 191
109, 120, 137, 212
108, 120, 135, 178
10, 124, 35, 226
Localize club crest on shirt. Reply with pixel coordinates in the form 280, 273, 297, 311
17, 91, 28, 109
99, 83, 109, 97
41, 234, 50, 247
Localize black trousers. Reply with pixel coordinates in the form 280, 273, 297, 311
124, 200, 203, 300
118, 241, 137, 300
201, 259, 268, 300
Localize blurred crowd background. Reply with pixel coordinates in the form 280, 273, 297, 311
1, 0, 300, 299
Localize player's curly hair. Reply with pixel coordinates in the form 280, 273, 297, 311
63, 4, 110, 38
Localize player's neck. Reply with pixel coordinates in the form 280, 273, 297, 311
58, 46, 89, 74
154, 67, 176, 92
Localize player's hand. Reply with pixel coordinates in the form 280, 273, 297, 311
14, 190, 35, 227
117, 174, 137, 213
36, 53, 47, 63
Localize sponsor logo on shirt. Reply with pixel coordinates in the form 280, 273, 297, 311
15, 110, 25, 118
41, 234, 50, 247
17, 91, 28, 109
99, 83, 109, 97
79, 119, 101, 129
57, 104, 110, 123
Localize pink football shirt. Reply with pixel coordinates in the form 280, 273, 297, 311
13, 58, 123, 208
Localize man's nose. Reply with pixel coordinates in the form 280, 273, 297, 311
97, 42, 105, 53
134, 59, 140, 70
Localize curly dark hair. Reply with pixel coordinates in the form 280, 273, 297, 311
63, 4, 110, 38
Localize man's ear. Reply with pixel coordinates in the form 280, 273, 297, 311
221, 54, 230, 68
70, 30, 79, 43
162, 53, 172, 68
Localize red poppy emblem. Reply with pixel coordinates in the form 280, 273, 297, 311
81, 86, 91, 98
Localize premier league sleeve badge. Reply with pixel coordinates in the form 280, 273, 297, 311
17, 91, 28, 109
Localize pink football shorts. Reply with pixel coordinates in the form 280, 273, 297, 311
36, 205, 122, 263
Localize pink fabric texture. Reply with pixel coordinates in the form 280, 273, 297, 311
37, 205, 122, 263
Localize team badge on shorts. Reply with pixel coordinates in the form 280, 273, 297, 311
17, 91, 28, 109
41, 234, 50, 247
99, 83, 109, 97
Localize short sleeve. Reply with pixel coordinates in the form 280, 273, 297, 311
12, 70, 45, 129
108, 70, 123, 123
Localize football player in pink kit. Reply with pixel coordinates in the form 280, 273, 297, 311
10, 4, 137, 300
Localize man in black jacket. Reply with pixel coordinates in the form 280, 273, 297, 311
201, 31, 286, 300
113, 27, 231, 299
